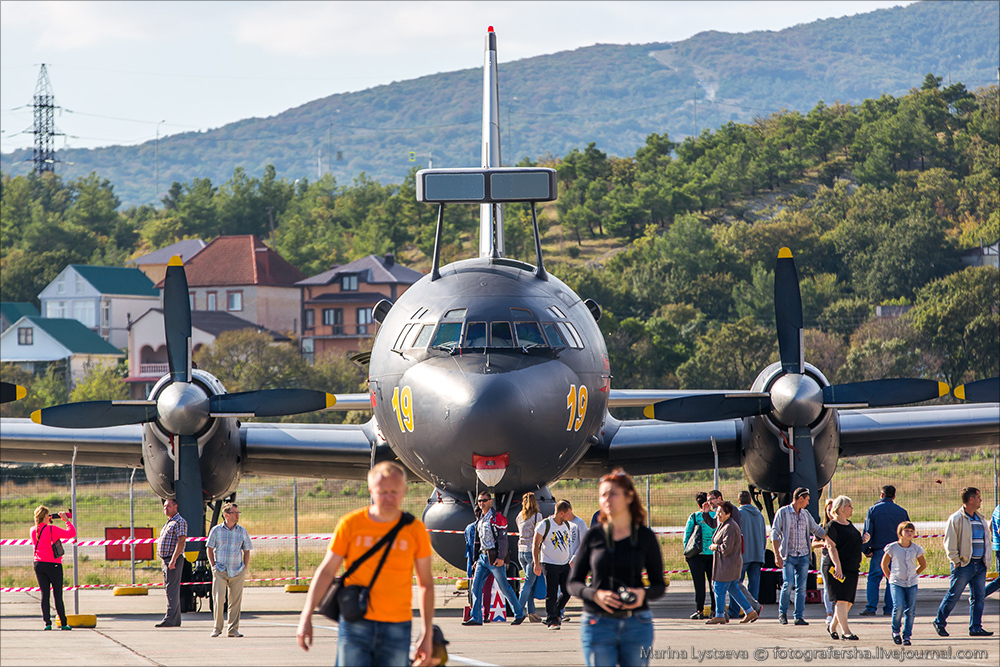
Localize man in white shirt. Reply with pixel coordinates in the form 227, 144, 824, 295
533, 500, 574, 630
566, 503, 590, 565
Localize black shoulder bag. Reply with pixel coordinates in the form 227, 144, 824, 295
318, 512, 414, 622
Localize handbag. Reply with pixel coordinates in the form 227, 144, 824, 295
683, 515, 703, 559
318, 512, 414, 622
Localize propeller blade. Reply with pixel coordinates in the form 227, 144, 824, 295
788, 427, 820, 521
643, 393, 771, 422
823, 379, 948, 407
164, 256, 192, 383
174, 434, 205, 541
954, 377, 999, 403
774, 247, 804, 375
30, 401, 158, 428
209, 389, 335, 417
1, 382, 26, 404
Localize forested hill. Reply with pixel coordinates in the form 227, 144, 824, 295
1, 0, 997, 208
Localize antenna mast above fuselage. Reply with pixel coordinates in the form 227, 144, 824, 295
479, 27, 505, 258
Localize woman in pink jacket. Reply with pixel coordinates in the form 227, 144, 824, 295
31, 505, 76, 630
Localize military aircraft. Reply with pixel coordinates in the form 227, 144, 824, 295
1, 28, 997, 569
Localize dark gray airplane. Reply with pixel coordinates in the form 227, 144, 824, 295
1, 28, 997, 569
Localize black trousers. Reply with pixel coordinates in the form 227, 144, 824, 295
687, 554, 715, 613
34, 561, 67, 626
543, 562, 571, 625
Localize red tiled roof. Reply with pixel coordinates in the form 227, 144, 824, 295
156, 235, 304, 288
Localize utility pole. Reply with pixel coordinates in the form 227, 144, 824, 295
31, 64, 62, 175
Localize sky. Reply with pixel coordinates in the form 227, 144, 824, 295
0, 1, 914, 154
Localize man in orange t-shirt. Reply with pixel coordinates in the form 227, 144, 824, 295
297, 461, 434, 666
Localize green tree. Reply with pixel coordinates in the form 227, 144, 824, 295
70, 359, 129, 401
676, 317, 775, 389
194, 329, 310, 392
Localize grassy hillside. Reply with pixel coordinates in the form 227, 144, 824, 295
2, 0, 997, 208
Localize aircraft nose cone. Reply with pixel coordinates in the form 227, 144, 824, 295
770, 373, 823, 426
157, 382, 209, 435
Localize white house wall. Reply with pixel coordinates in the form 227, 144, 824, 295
254, 285, 300, 335
0, 319, 70, 363
107, 296, 159, 350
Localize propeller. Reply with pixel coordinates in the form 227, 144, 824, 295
954, 377, 999, 403
643, 247, 953, 519
1, 382, 26, 404
27, 255, 336, 543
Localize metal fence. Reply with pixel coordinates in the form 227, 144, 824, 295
1, 445, 996, 591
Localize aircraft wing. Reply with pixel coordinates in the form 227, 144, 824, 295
837, 403, 1000, 457
608, 389, 762, 408
0, 417, 383, 481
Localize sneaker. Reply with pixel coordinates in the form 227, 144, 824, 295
528, 613, 542, 623
211, 630, 221, 637
859, 610, 876, 616
511, 616, 526, 626
932, 621, 948, 637
461, 619, 482, 627
59, 625, 72, 631
902, 639, 911, 646
228, 632, 243, 638
548, 622, 561, 630
892, 635, 902, 645
690, 611, 706, 620
44, 624, 52, 631
779, 614, 788, 625
969, 629, 994, 637
793, 618, 809, 626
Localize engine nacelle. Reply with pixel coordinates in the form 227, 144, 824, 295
741, 362, 840, 494
142, 370, 244, 502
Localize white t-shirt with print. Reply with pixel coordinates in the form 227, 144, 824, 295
884, 541, 925, 587
535, 517, 573, 566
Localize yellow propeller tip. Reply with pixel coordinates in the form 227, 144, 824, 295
30, 409, 42, 424
15, 385, 27, 400
325, 393, 337, 409
937, 382, 949, 398
778, 247, 792, 258
643, 405, 655, 419
167, 255, 183, 266
954, 385, 965, 400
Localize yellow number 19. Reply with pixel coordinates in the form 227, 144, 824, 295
566, 384, 588, 431
392, 386, 414, 432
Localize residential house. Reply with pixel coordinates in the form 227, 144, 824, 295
37, 265, 160, 349
0, 316, 124, 389
296, 253, 424, 360
125, 308, 292, 399
159, 235, 304, 336
128, 238, 206, 284
1, 302, 40, 334
961, 239, 999, 269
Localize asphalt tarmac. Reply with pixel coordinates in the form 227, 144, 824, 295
1, 579, 996, 666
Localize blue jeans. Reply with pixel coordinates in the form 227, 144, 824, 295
714, 580, 752, 618
822, 574, 834, 617
518, 551, 538, 615
779, 554, 810, 620
935, 559, 987, 632
337, 618, 412, 667
864, 547, 894, 613
580, 610, 654, 667
470, 553, 524, 623
729, 562, 761, 616
985, 551, 1000, 597
889, 583, 917, 640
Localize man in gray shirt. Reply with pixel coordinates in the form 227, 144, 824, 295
771, 488, 826, 625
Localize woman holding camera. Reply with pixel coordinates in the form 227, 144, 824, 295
568, 468, 665, 667
30, 505, 76, 630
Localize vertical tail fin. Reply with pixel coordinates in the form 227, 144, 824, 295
479, 26, 505, 258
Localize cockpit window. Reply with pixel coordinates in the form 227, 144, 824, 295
558, 321, 584, 348
542, 322, 566, 348
515, 321, 547, 348
443, 308, 467, 320
511, 307, 532, 318
546, 305, 566, 319
490, 322, 515, 347
431, 322, 463, 350
464, 322, 487, 347
393, 323, 414, 350
412, 323, 435, 348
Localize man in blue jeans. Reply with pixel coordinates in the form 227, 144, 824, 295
860, 485, 909, 616
464, 492, 526, 626
933, 487, 993, 638
736, 491, 767, 606
771, 488, 826, 626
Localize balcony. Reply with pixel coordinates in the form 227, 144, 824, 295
138, 363, 169, 376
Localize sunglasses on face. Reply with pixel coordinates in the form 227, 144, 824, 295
477, 499, 491, 504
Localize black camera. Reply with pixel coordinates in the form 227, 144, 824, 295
617, 586, 637, 605
50, 512, 61, 519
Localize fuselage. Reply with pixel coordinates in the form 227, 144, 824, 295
368, 256, 609, 494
